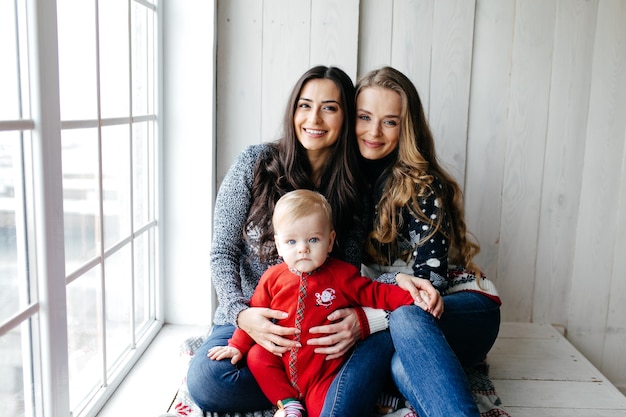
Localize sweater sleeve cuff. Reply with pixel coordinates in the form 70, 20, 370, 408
354, 306, 370, 339
362, 307, 389, 335
232, 302, 250, 328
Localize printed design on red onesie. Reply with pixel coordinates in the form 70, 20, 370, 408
315, 288, 336, 308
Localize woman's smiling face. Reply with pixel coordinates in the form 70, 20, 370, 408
355, 86, 402, 160
294, 79, 344, 154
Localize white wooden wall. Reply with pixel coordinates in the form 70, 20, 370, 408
214, 0, 626, 392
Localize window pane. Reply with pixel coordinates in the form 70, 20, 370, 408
105, 246, 132, 372
0, 326, 27, 417
0, 0, 20, 120
62, 129, 100, 272
132, 121, 153, 228
0, 132, 21, 324
134, 229, 155, 335
57, 0, 98, 120
67, 268, 101, 414
131, 3, 155, 116
99, 0, 130, 118
102, 125, 131, 248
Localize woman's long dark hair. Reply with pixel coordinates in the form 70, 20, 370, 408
245, 66, 364, 263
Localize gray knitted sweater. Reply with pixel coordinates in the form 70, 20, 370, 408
210, 144, 365, 326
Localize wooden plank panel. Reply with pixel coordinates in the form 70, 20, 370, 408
494, 379, 626, 409
598, 2, 626, 395
490, 338, 607, 382
391, 0, 434, 113
464, 0, 515, 282
428, 0, 475, 185
532, 0, 598, 326
310, 0, 359, 79
504, 407, 626, 417
491, 324, 626, 413
496, 322, 560, 339
603, 141, 626, 392
491, 357, 603, 383
492, 336, 590, 362
261, 0, 312, 143
357, 0, 393, 75
567, 0, 626, 367
497, 0, 556, 321
216, 0, 263, 184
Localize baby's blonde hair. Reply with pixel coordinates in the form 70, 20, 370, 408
273, 190, 334, 233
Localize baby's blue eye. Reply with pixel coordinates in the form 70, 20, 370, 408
309, 237, 319, 243
287, 239, 296, 245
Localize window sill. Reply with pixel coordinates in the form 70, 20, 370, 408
96, 324, 210, 417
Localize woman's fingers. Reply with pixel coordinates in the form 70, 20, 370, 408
308, 308, 360, 359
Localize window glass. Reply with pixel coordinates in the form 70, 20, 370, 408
0, 133, 20, 324
99, 0, 130, 119
0, 133, 35, 417
102, 125, 131, 248
132, 3, 154, 116
132, 121, 153, 227
0, 326, 28, 417
57, 0, 98, 121
62, 129, 100, 272
134, 229, 155, 335
66, 267, 101, 413
0, 1, 19, 120
105, 246, 132, 372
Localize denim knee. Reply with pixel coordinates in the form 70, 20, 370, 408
389, 304, 437, 329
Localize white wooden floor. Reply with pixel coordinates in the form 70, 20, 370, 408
489, 323, 626, 416
97, 322, 626, 417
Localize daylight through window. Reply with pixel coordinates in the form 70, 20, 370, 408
0, 1, 160, 416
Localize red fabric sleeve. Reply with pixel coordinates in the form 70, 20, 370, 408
354, 306, 370, 340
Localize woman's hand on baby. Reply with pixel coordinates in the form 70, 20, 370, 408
307, 307, 361, 360
207, 345, 243, 365
395, 273, 444, 319
237, 307, 300, 356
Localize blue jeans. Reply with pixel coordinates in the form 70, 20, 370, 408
320, 331, 395, 416
327, 292, 500, 417
187, 324, 273, 412
437, 291, 501, 365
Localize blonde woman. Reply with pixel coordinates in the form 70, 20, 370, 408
354, 66, 502, 416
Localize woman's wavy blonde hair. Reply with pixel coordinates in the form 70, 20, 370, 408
356, 66, 481, 276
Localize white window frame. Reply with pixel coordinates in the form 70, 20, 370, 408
0, 1, 167, 416
1, 0, 218, 414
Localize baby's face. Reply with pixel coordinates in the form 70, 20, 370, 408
274, 213, 335, 273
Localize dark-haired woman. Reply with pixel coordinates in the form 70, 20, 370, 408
186, 66, 394, 416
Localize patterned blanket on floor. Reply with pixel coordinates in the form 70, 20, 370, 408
160, 335, 510, 417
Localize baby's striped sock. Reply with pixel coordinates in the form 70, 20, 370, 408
274, 398, 306, 417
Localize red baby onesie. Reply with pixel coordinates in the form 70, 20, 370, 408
229, 257, 415, 417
